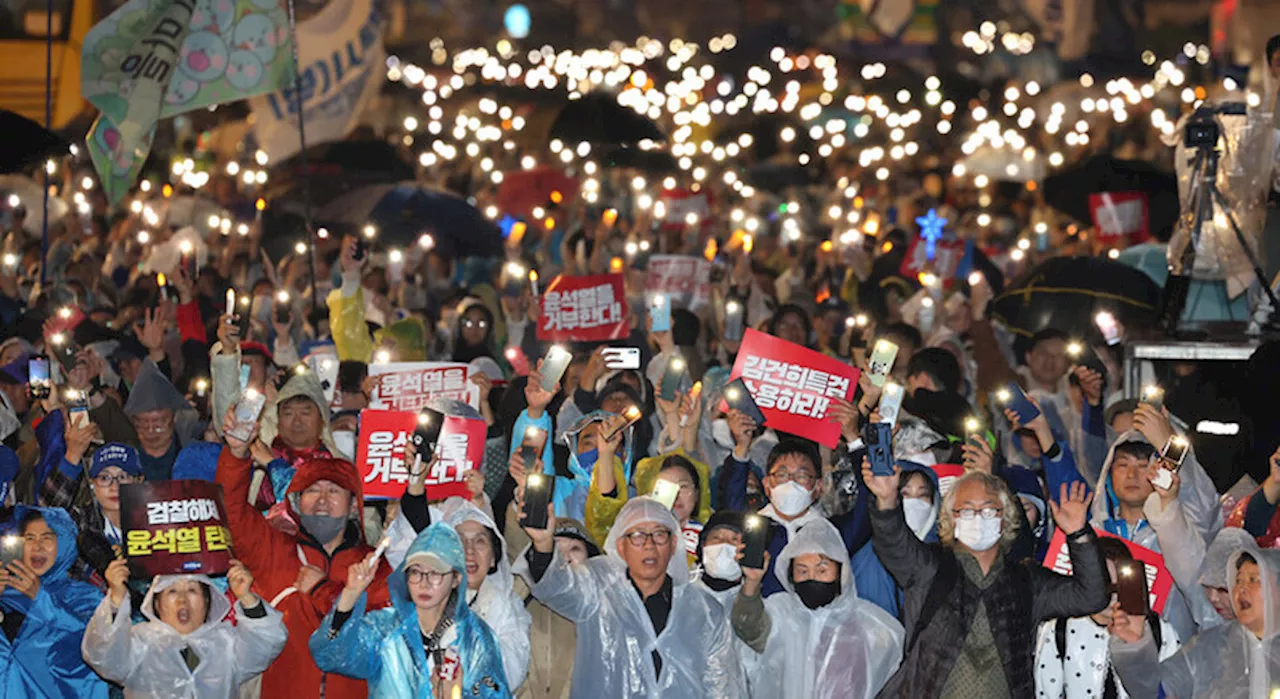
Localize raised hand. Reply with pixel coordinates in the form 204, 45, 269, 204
737, 546, 770, 597
861, 458, 901, 510
1048, 481, 1093, 535
525, 360, 559, 417
105, 558, 130, 606
827, 397, 861, 444
1073, 366, 1104, 407
227, 559, 259, 607
1132, 404, 1173, 452
337, 551, 380, 612
960, 436, 994, 474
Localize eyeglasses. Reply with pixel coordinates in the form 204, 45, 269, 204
405, 569, 453, 585
768, 470, 816, 486
94, 473, 136, 486
623, 529, 672, 547
952, 507, 1002, 521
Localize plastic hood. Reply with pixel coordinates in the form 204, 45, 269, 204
603, 496, 690, 585
1228, 549, 1280, 639
140, 574, 232, 636
775, 518, 854, 598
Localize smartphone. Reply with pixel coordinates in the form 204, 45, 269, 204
28, 357, 51, 400
864, 422, 895, 476
1095, 311, 1122, 346
522, 472, 554, 529
518, 426, 547, 468
1140, 384, 1164, 412
540, 346, 573, 392
651, 479, 681, 510
411, 408, 445, 452
723, 299, 745, 341
604, 405, 643, 442
1152, 435, 1189, 489
722, 377, 766, 426
659, 355, 686, 401
878, 382, 904, 428
650, 293, 672, 333
867, 339, 899, 388
67, 390, 90, 428
997, 381, 1041, 425
741, 514, 768, 569
274, 299, 291, 325
308, 355, 339, 404
602, 347, 641, 370
0, 534, 23, 567
50, 336, 80, 371
1114, 557, 1150, 616
353, 239, 367, 261
225, 389, 267, 442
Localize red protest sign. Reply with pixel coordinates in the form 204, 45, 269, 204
900, 237, 966, 285
120, 480, 233, 578
368, 362, 479, 412
645, 255, 713, 310
1041, 527, 1175, 614
427, 416, 487, 501
537, 273, 629, 342
729, 328, 860, 448
356, 410, 485, 501
658, 188, 712, 229
931, 464, 966, 499
1089, 192, 1150, 245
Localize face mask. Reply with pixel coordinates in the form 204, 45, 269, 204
299, 513, 347, 544
954, 514, 1002, 551
902, 497, 935, 540
573, 447, 599, 475
711, 419, 736, 449
794, 579, 841, 609
331, 430, 356, 461
770, 481, 813, 517
701, 543, 743, 582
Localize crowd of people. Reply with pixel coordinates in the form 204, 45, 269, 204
3, 38, 1280, 699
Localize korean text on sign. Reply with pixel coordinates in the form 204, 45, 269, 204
367, 361, 479, 412
119, 480, 234, 577
537, 274, 630, 342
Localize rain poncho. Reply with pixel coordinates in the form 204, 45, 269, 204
545, 410, 635, 525
0, 506, 107, 698
585, 449, 713, 565
82, 574, 288, 698
1110, 549, 1280, 699
531, 497, 745, 699
440, 497, 532, 690
310, 523, 510, 698
745, 519, 904, 699
326, 271, 376, 362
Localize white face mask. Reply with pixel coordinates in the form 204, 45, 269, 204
954, 513, 1002, 551
701, 543, 742, 582
331, 430, 356, 461
902, 497, 935, 540
770, 481, 813, 517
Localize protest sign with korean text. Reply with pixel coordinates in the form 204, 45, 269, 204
899, 238, 970, 287
120, 480, 233, 578
729, 328, 860, 448
537, 273, 629, 342
356, 410, 485, 500
368, 361, 479, 412
427, 416, 487, 501
1089, 191, 1150, 245
931, 464, 966, 499
645, 255, 713, 310
658, 188, 712, 229
1042, 527, 1174, 614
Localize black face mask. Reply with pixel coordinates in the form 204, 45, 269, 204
794, 579, 841, 609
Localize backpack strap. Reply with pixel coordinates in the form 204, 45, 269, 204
1054, 616, 1069, 659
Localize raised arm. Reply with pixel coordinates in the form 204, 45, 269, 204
864, 463, 937, 589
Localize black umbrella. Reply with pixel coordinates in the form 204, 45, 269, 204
991, 256, 1162, 342
745, 161, 819, 193
316, 183, 503, 259
602, 147, 678, 174
274, 139, 415, 182
1042, 154, 1180, 240
0, 110, 71, 174
548, 92, 665, 147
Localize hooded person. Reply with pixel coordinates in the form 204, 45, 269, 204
440, 496, 532, 690
451, 298, 502, 365
250, 369, 343, 509
587, 450, 713, 567
551, 410, 635, 531
851, 460, 940, 618
310, 522, 510, 698
732, 518, 905, 699
123, 360, 202, 482
82, 562, 288, 698
1109, 549, 1280, 698
216, 423, 393, 699
0, 506, 108, 698
1195, 528, 1258, 628
521, 496, 746, 699
695, 511, 747, 607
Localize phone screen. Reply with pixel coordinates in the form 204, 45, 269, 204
28, 358, 50, 399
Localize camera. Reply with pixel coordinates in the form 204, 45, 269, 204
1183, 102, 1246, 149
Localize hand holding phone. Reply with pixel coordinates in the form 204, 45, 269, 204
28, 357, 51, 400
225, 389, 267, 442
651, 479, 681, 510
740, 514, 768, 570
722, 378, 766, 426
650, 293, 672, 333
1114, 556, 1150, 617
658, 355, 686, 401
996, 381, 1041, 426
521, 472, 554, 530
877, 382, 904, 427
518, 426, 547, 469
867, 340, 899, 388
863, 423, 895, 476
540, 346, 573, 393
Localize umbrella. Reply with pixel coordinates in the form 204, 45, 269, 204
745, 161, 819, 193
991, 256, 1162, 341
548, 92, 665, 147
316, 183, 502, 259
497, 166, 579, 217
1042, 154, 1180, 239
602, 147, 679, 174
0, 110, 71, 174
273, 139, 415, 182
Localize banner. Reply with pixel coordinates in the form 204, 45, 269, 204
729, 328, 860, 448
899, 237, 970, 287
356, 410, 484, 500
1089, 192, 1150, 246
82, 0, 295, 202
1042, 528, 1175, 614
367, 361, 479, 412
645, 255, 712, 310
537, 273, 630, 342
249, 0, 385, 161
658, 188, 712, 229
931, 464, 966, 499
120, 480, 233, 577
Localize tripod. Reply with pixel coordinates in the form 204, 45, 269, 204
1158, 138, 1280, 335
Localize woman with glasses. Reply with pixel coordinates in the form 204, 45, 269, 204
311, 522, 510, 699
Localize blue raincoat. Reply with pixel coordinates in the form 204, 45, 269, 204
310, 523, 509, 698
851, 461, 940, 618
0, 506, 108, 698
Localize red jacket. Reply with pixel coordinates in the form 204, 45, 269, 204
217, 446, 391, 699
1225, 487, 1280, 548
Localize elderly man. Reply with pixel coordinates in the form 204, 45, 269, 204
863, 467, 1109, 698
123, 361, 202, 481
521, 496, 744, 699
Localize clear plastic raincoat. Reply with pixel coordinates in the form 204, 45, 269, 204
82, 574, 288, 698
440, 497, 532, 690
745, 518, 905, 699
310, 523, 510, 699
531, 497, 745, 699
1110, 549, 1280, 698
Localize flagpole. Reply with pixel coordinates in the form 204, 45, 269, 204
285, 0, 320, 312
40, 0, 52, 290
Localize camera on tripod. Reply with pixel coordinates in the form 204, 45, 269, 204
1184, 102, 1247, 149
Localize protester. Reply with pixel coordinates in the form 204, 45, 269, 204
123, 361, 202, 481
82, 559, 288, 698
39, 437, 142, 582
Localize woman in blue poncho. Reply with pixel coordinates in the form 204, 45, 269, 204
310, 522, 510, 698
0, 506, 108, 698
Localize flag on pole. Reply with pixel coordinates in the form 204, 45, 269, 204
81, 0, 296, 203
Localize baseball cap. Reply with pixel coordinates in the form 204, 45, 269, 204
404, 551, 453, 574
90, 442, 142, 479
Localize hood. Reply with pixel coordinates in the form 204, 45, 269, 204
140, 574, 232, 635
892, 415, 946, 466
1228, 549, 1280, 639
8, 505, 80, 581
897, 460, 941, 540
451, 297, 498, 363
1202, 527, 1260, 589
388, 522, 470, 619
562, 409, 637, 483
266, 369, 338, 455
439, 496, 515, 596
603, 496, 690, 585
373, 316, 428, 362
633, 450, 713, 525
775, 518, 854, 598
1090, 429, 1152, 527
285, 457, 366, 541
123, 359, 192, 415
